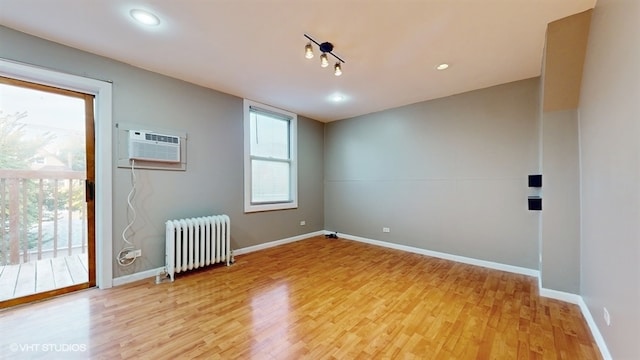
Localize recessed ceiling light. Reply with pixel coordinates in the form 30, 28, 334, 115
436, 63, 449, 71
130, 9, 161, 26
331, 94, 345, 102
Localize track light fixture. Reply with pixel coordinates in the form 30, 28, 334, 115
304, 33, 345, 76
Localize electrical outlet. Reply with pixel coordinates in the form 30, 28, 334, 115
300, 220, 306, 226
603, 307, 611, 326
382, 227, 390, 233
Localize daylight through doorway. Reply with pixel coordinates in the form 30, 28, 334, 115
0, 76, 95, 308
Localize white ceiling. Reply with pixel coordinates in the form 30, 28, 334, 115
0, 0, 595, 122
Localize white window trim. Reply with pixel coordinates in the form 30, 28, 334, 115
0, 58, 114, 289
243, 99, 297, 213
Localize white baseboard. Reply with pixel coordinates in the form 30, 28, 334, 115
112, 267, 165, 287
233, 230, 325, 256
540, 288, 611, 359
577, 297, 613, 360
539, 287, 582, 304
335, 232, 539, 278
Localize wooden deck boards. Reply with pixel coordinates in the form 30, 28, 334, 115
0, 254, 88, 301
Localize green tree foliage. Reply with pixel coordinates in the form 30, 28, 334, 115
1, 110, 56, 263
0, 110, 53, 169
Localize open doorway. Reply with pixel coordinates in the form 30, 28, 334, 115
0, 76, 95, 308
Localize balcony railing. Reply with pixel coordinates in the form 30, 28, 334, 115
0, 169, 87, 266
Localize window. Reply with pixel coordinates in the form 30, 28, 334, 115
244, 99, 297, 212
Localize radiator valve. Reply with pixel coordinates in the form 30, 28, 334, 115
155, 270, 169, 284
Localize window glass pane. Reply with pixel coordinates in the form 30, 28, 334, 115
250, 112, 289, 159
251, 159, 290, 203
0, 83, 86, 172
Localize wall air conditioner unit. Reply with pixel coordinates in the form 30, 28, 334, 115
128, 130, 181, 163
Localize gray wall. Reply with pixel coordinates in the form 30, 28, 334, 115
325, 78, 540, 269
537, 10, 591, 295
540, 109, 581, 293
579, 0, 640, 358
0, 25, 325, 278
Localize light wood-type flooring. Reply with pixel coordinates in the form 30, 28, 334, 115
0, 236, 601, 359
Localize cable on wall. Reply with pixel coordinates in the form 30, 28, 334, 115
117, 159, 138, 266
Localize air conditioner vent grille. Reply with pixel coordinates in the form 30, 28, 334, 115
129, 130, 181, 163
145, 133, 179, 144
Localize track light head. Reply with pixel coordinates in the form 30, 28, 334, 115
304, 43, 314, 59
320, 53, 329, 68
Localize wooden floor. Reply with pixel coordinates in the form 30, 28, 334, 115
0, 237, 601, 359
0, 254, 88, 302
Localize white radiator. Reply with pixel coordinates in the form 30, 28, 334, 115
165, 215, 231, 281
